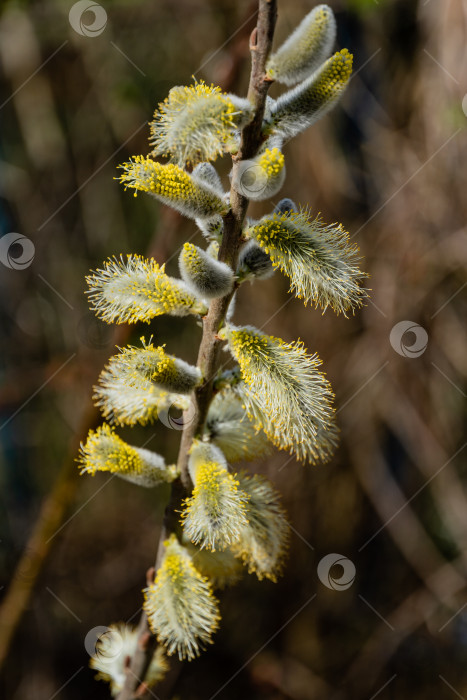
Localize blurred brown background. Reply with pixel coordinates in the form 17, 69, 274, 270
0, 0, 466, 698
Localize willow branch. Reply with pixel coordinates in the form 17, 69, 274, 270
116, 2, 277, 698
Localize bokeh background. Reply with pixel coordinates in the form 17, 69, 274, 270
1, 0, 466, 698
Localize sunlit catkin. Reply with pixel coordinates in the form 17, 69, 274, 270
144, 536, 220, 660
219, 324, 338, 464
266, 4, 336, 85
78, 423, 177, 487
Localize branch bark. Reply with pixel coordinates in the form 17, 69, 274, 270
117, 2, 277, 698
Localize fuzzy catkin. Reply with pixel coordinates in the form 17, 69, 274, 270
78, 423, 177, 487
269, 49, 353, 139
144, 536, 220, 660
149, 81, 253, 166
119, 157, 228, 220
179, 243, 234, 300
220, 324, 338, 464
86, 255, 207, 324
266, 5, 336, 85
248, 209, 368, 314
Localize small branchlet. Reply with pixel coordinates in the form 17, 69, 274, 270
80, 3, 367, 694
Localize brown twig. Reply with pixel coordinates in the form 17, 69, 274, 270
116, 2, 277, 698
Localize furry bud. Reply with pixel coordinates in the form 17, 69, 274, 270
237, 240, 274, 281
266, 5, 336, 85
94, 339, 198, 426
195, 215, 224, 241
231, 145, 285, 201
192, 163, 224, 195
184, 540, 243, 589
179, 243, 234, 300
231, 473, 290, 581
274, 198, 298, 215
182, 441, 248, 551
205, 386, 272, 462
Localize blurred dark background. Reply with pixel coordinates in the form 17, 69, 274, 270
1, 0, 466, 698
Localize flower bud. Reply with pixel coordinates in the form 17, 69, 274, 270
237, 240, 274, 281
179, 243, 234, 300
195, 215, 224, 241
205, 386, 272, 462
247, 208, 368, 314
184, 540, 243, 589
231, 145, 285, 201
266, 5, 336, 85
94, 339, 198, 426
274, 197, 298, 215
192, 162, 224, 195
